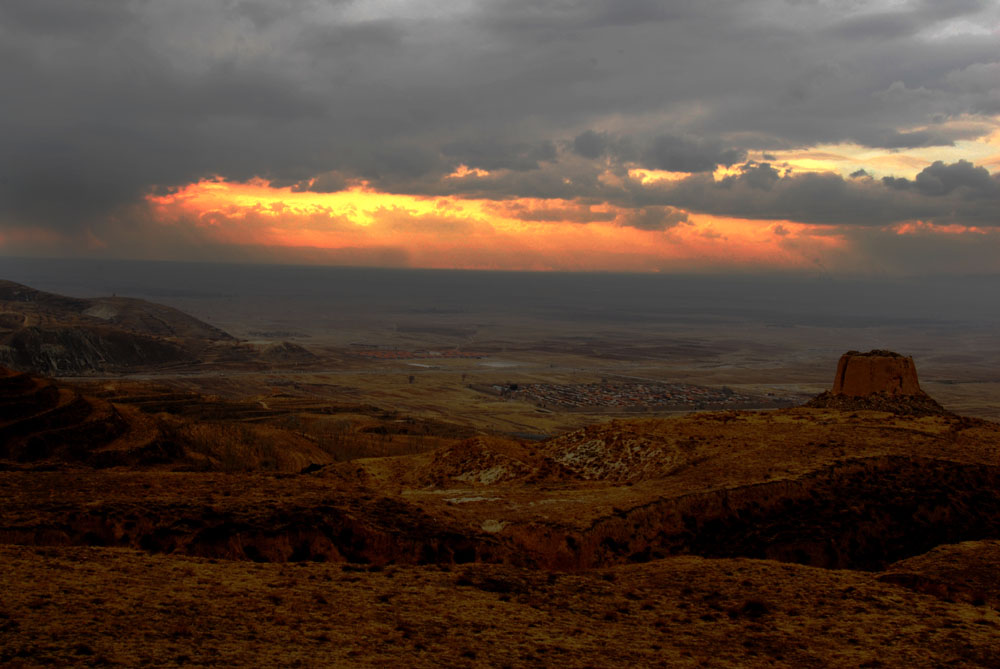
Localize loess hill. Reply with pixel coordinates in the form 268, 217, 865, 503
2, 328, 1000, 665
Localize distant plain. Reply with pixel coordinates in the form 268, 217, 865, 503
4, 257, 998, 426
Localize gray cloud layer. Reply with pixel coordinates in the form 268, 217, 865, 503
629, 159, 1000, 227
1, 0, 999, 242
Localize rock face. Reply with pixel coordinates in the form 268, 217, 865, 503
832, 350, 922, 397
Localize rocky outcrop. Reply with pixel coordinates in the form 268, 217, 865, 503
807, 350, 949, 415
832, 350, 921, 396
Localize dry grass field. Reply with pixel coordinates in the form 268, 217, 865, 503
4, 544, 1000, 668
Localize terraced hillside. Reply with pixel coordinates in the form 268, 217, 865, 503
0, 366, 344, 471
0, 366, 178, 467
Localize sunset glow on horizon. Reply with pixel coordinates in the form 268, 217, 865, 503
144, 177, 853, 272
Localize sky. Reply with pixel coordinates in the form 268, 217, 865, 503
2, 0, 999, 274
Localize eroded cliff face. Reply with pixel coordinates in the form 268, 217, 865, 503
832, 350, 922, 397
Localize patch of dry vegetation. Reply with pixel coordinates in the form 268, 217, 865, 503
2, 545, 998, 668
881, 540, 1000, 608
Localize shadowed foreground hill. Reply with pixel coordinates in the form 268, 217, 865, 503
3, 544, 999, 668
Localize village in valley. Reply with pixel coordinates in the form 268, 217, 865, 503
482, 380, 800, 412
351, 347, 488, 360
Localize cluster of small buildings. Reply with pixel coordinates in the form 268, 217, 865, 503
355, 349, 486, 360
491, 381, 777, 410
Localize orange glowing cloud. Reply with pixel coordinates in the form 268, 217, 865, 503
445, 164, 492, 179
627, 168, 691, 184
144, 178, 854, 272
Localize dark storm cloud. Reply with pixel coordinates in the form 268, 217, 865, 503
865, 128, 958, 149
2, 0, 1000, 244
442, 139, 557, 172
292, 171, 350, 194
571, 129, 748, 174
642, 135, 747, 174
500, 202, 616, 224
570, 131, 638, 163
890, 159, 1000, 197
572, 131, 610, 160
618, 206, 689, 231
0, 0, 133, 35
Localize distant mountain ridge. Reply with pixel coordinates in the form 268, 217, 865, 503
0, 280, 234, 341
0, 280, 242, 375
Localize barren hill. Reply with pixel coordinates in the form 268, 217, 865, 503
350, 407, 1000, 570
0, 281, 321, 375
0, 280, 233, 374
0, 280, 233, 341
3, 544, 998, 668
